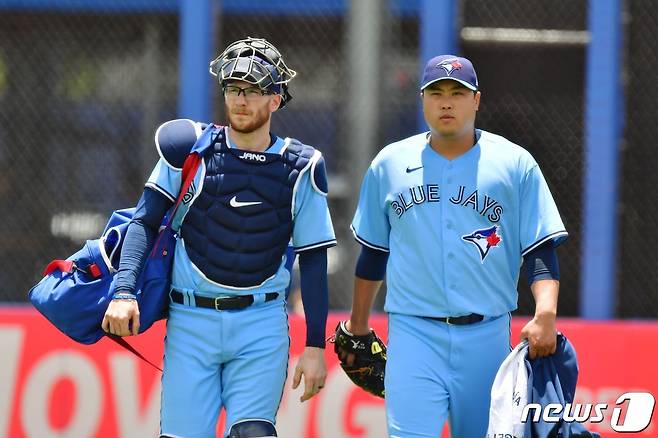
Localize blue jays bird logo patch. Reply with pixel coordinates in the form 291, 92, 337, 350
462, 226, 502, 262
437, 58, 463, 75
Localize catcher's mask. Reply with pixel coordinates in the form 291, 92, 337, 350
209, 37, 296, 109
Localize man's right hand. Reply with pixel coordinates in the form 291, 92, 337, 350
102, 299, 140, 336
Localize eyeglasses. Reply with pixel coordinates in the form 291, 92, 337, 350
223, 85, 273, 99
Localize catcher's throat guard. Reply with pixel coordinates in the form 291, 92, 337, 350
331, 320, 387, 398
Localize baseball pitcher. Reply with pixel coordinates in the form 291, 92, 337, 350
336, 55, 567, 437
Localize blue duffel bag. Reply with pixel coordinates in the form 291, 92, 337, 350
28, 207, 175, 344
28, 123, 214, 346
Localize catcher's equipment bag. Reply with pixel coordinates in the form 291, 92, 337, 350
332, 320, 387, 398
28, 208, 175, 344
28, 123, 215, 345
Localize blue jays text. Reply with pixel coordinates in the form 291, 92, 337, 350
391, 183, 503, 222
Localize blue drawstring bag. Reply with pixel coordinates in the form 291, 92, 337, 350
28, 208, 175, 344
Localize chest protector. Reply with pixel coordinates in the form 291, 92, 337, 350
181, 127, 317, 288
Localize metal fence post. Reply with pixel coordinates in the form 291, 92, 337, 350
581, 0, 623, 319
178, 0, 216, 121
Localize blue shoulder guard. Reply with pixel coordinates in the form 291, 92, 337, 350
286, 138, 328, 196
311, 154, 329, 196
155, 119, 206, 169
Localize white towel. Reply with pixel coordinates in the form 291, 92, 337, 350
487, 340, 529, 438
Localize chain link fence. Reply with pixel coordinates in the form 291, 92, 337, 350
619, 0, 658, 317
0, 9, 179, 303
0, 1, 655, 318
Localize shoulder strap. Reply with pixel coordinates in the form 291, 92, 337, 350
150, 124, 217, 255
168, 124, 219, 224
108, 335, 163, 372
112, 150, 199, 371
168, 124, 218, 225
115, 124, 220, 372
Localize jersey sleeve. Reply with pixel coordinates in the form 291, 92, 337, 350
350, 165, 390, 252
144, 159, 182, 203
519, 164, 568, 256
292, 171, 336, 252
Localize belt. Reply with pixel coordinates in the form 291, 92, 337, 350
171, 290, 279, 311
425, 313, 484, 325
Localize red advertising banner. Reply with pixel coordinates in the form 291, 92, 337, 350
0, 307, 655, 437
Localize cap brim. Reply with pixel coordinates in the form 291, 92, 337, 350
421, 77, 477, 91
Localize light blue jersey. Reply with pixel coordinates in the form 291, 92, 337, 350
146, 133, 336, 298
351, 129, 567, 318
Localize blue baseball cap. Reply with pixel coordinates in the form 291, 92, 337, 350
420, 55, 478, 91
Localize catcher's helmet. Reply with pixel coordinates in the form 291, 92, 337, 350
209, 37, 296, 108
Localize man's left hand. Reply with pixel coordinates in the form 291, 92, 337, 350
292, 346, 327, 402
520, 314, 557, 359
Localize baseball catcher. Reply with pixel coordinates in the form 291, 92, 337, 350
332, 320, 386, 398
103, 36, 336, 437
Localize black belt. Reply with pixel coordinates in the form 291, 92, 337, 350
425, 313, 484, 325
171, 290, 279, 311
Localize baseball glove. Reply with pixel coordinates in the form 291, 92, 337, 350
330, 320, 386, 398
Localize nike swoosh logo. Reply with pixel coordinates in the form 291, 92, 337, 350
229, 196, 262, 208
406, 165, 423, 173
